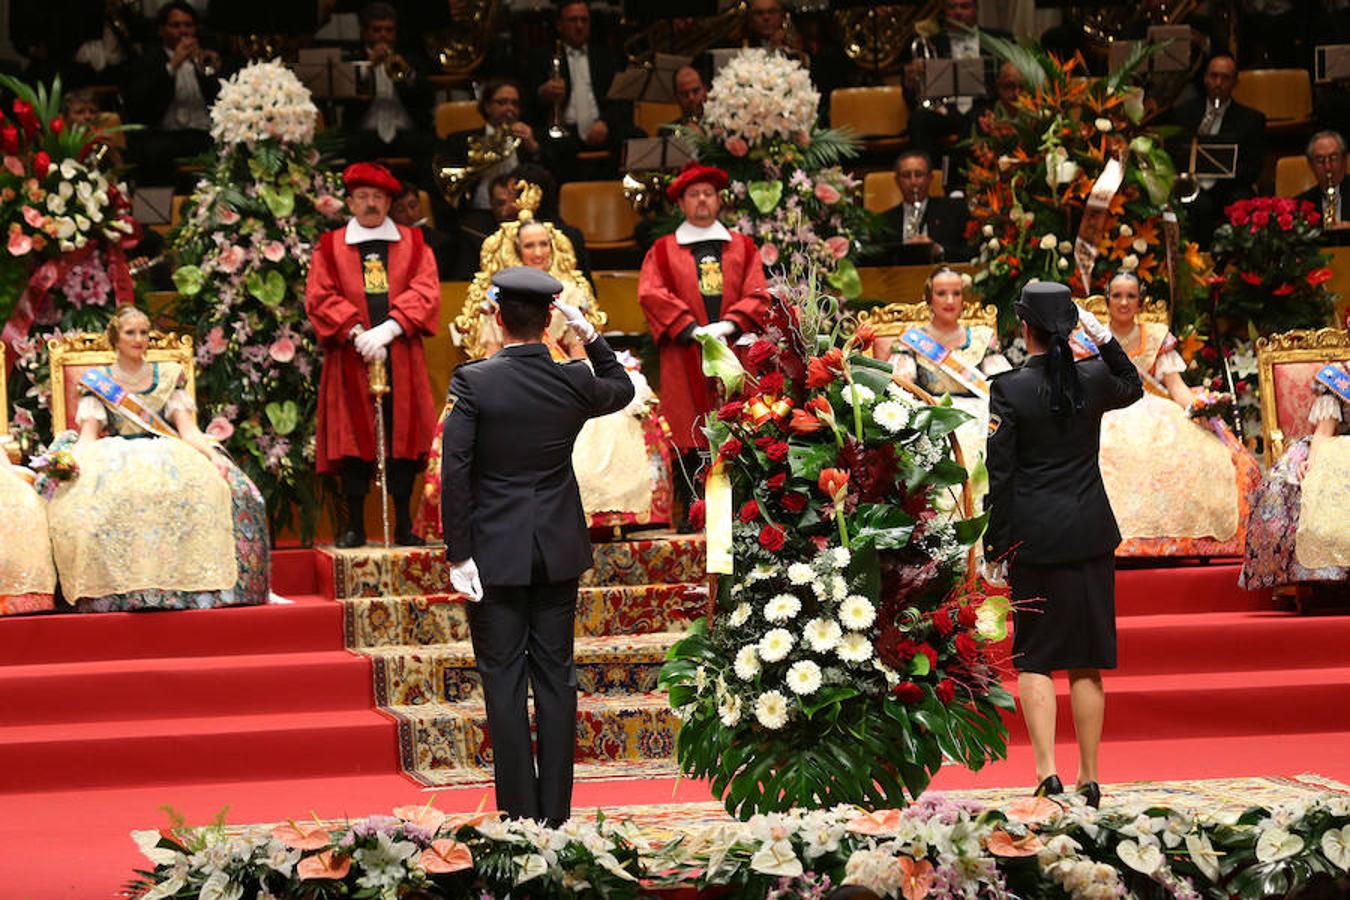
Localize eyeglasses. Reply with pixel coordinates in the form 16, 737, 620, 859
1312, 153, 1344, 166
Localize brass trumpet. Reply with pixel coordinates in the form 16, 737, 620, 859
384, 51, 413, 83
546, 39, 568, 140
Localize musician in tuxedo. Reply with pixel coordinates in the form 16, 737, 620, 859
441, 266, 635, 827
438, 78, 541, 214
985, 282, 1143, 810
1298, 131, 1349, 231
875, 150, 973, 264
1168, 53, 1266, 246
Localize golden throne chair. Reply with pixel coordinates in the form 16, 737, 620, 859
855, 296, 999, 361
1080, 294, 1172, 327
47, 331, 196, 433
1256, 327, 1350, 466
1, 343, 19, 463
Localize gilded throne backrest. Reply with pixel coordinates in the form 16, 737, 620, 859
1, 343, 18, 463
1256, 328, 1350, 466
855, 297, 999, 361
1080, 294, 1172, 327
47, 331, 196, 433
450, 220, 606, 360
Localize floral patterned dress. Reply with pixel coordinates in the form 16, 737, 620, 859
46, 362, 270, 611
0, 457, 57, 615
1241, 373, 1350, 588
1100, 323, 1263, 557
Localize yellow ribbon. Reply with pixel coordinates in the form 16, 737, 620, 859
705, 458, 734, 574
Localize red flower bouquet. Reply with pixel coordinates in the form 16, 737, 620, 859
1211, 197, 1334, 332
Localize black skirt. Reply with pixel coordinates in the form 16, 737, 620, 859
1010, 553, 1117, 674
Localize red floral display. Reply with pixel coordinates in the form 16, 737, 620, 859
1212, 197, 1335, 332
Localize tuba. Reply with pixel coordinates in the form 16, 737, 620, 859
432, 130, 523, 208
838, 1, 942, 78
623, 2, 748, 66
425, 0, 501, 77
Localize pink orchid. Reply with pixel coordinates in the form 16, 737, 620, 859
814, 182, 841, 205
269, 336, 296, 363
8, 230, 32, 256
725, 136, 749, 157
206, 416, 235, 441
826, 235, 850, 260
760, 243, 780, 266
216, 245, 246, 273
262, 240, 286, 263
3, 155, 24, 177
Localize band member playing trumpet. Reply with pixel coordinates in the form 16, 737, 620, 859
343, 2, 434, 177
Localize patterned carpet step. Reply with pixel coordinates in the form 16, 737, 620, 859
323, 533, 706, 600
342, 584, 704, 649
404, 758, 683, 789
367, 633, 683, 706
389, 692, 679, 775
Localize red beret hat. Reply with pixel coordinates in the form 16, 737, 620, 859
342, 162, 402, 196
666, 161, 728, 202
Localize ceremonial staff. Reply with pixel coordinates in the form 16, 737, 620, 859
367, 358, 392, 547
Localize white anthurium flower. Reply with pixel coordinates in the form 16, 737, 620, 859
1320, 824, 1350, 871
1255, 826, 1304, 863
595, 852, 638, 881
839, 595, 876, 630
759, 628, 795, 663
60, 158, 82, 179
1116, 839, 1164, 875
1185, 831, 1222, 881
987, 237, 1001, 252
198, 870, 244, 900
514, 853, 550, 884
132, 830, 184, 867
787, 562, 814, 585
754, 690, 790, 729
58, 181, 73, 200
786, 659, 822, 695
764, 593, 802, 623
141, 872, 188, 900
836, 632, 873, 663
804, 617, 842, 652
750, 839, 804, 877
734, 645, 761, 681
46, 194, 67, 215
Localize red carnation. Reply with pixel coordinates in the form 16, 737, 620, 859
687, 499, 706, 529
1239, 271, 1262, 286
788, 408, 824, 434
32, 151, 51, 178
766, 441, 790, 462
935, 679, 957, 704
746, 339, 776, 372
759, 523, 786, 551
717, 401, 745, 422
720, 437, 743, 459
738, 499, 760, 523
955, 633, 979, 662
765, 472, 786, 491
892, 681, 924, 704
957, 603, 979, 628
1308, 267, 1334, 286
758, 371, 785, 395
933, 608, 955, 637
781, 491, 808, 513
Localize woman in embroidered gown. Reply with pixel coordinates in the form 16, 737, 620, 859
1242, 362, 1350, 588
0, 457, 57, 615
46, 307, 269, 612
415, 217, 671, 540
1094, 272, 1262, 556
878, 266, 1010, 489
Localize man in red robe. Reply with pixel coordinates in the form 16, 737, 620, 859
306, 162, 441, 547
638, 162, 769, 528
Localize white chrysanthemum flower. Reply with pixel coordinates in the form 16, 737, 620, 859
786, 660, 823, 695
830, 575, 849, 601
872, 400, 910, 433
841, 383, 875, 407
830, 547, 851, 568
747, 563, 777, 583
764, 593, 802, 623
718, 692, 743, 727
839, 595, 876, 630
787, 562, 814, 585
727, 603, 751, 627
734, 645, 761, 681
754, 690, 790, 729
804, 617, 842, 652
758, 628, 795, 663
836, 632, 873, 663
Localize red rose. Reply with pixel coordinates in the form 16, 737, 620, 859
766, 441, 790, 462
935, 679, 956, 704
754, 435, 775, 449
818, 467, 850, 501
717, 401, 745, 422
720, 437, 743, 458
758, 372, 785, 395
12, 99, 37, 138
32, 151, 51, 178
1275, 197, 1297, 215
687, 499, 706, 529
1251, 210, 1270, 227
746, 339, 776, 372
933, 608, 955, 637
892, 681, 924, 704
1308, 267, 1334, 286
766, 472, 786, 491
1272, 283, 1294, 296
788, 408, 824, 434
1231, 210, 1250, 227
1301, 199, 1318, 217
1277, 213, 1294, 231
1239, 271, 1262, 286
955, 633, 979, 662
759, 523, 786, 551
738, 499, 760, 523
1308, 210, 1323, 227
781, 491, 808, 512
957, 603, 979, 628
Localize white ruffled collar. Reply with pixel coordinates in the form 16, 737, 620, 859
344, 217, 402, 245
675, 220, 732, 245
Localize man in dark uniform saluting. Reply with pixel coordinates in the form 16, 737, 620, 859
440, 266, 635, 826
984, 282, 1142, 808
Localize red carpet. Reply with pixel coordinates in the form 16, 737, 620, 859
3, 551, 1349, 896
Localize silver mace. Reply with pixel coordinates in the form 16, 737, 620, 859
367, 357, 392, 548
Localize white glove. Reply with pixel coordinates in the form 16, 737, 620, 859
692, 320, 736, 344
354, 319, 403, 360
449, 557, 483, 602
552, 298, 596, 343
1075, 304, 1111, 346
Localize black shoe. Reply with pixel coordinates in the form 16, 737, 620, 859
395, 529, 425, 547
334, 529, 366, 549
1034, 774, 1064, 797
1078, 781, 1101, 809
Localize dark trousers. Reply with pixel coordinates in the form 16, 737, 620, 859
467, 575, 579, 825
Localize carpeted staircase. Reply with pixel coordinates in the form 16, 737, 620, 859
326, 532, 707, 787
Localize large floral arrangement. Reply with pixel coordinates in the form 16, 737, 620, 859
660, 286, 1013, 818
170, 61, 344, 538
0, 75, 138, 451
1210, 197, 1335, 334
688, 49, 873, 299
128, 793, 1350, 899
966, 41, 1188, 328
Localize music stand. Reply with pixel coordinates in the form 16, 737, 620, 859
1316, 45, 1350, 83
1190, 141, 1239, 181
922, 58, 988, 101
293, 48, 363, 100
608, 53, 693, 104
623, 136, 696, 172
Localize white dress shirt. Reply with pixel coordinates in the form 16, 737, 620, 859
160, 47, 210, 131
361, 56, 415, 144
345, 217, 402, 245
1198, 98, 1231, 191
563, 45, 601, 137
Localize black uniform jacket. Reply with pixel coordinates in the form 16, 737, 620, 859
441, 335, 635, 586
984, 338, 1144, 565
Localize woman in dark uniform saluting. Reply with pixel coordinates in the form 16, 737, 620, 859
984, 282, 1144, 807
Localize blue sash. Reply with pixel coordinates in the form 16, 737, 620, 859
79, 368, 179, 439
1314, 363, 1350, 405
900, 327, 990, 398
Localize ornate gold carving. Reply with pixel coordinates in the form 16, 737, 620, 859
856, 298, 998, 337
0, 343, 17, 463
47, 331, 197, 433
1255, 327, 1350, 465
1080, 294, 1172, 326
